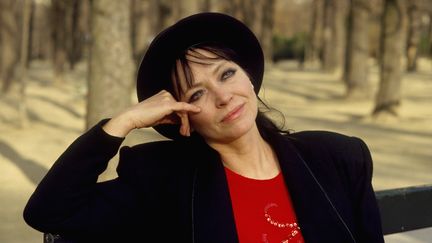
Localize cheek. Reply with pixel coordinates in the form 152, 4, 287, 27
236, 75, 254, 94
189, 111, 212, 130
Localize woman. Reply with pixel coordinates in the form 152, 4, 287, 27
24, 13, 384, 243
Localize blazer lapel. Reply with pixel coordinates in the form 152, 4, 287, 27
272, 135, 355, 243
189, 134, 355, 243
192, 146, 238, 243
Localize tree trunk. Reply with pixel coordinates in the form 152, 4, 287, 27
86, 0, 135, 128
429, 12, 432, 56
224, 0, 243, 19
77, 0, 91, 61
308, 0, 325, 63
30, 1, 53, 60
344, 0, 370, 99
323, 0, 335, 71
222, 0, 274, 63
171, 0, 184, 21
149, 0, 172, 36
68, 0, 84, 70
18, 0, 32, 127
323, 0, 349, 74
406, 0, 422, 72
131, 0, 150, 65
373, 0, 407, 117
199, 0, 212, 12
51, 0, 68, 83
0, 0, 21, 93
260, 0, 275, 63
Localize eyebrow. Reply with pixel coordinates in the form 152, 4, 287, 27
211, 62, 225, 76
185, 62, 227, 92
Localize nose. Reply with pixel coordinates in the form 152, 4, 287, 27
213, 85, 232, 108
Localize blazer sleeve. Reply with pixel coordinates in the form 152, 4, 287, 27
349, 137, 384, 242
23, 120, 142, 240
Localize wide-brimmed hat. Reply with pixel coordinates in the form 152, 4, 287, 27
137, 12, 264, 140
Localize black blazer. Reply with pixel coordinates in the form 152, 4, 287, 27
24, 121, 384, 242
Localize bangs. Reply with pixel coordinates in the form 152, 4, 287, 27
171, 43, 240, 99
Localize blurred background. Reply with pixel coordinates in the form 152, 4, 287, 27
0, 0, 431, 242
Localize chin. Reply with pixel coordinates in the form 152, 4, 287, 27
215, 121, 257, 143
197, 109, 258, 143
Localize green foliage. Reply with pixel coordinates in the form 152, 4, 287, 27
418, 33, 432, 57
272, 32, 309, 62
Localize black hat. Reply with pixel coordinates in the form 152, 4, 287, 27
137, 12, 264, 140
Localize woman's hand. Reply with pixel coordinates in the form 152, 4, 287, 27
102, 90, 200, 137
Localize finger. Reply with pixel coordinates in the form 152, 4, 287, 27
181, 113, 190, 137
153, 111, 180, 126
155, 117, 177, 126
171, 102, 201, 113
177, 112, 190, 136
185, 114, 191, 136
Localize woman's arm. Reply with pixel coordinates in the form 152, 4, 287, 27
23, 120, 141, 239
24, 91, 200, 240
102, 90, 200, 137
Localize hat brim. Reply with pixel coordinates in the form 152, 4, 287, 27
137, 12, 264, 140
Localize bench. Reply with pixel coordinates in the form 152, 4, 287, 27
43, 184, 432, 242
375, 184, 432, 235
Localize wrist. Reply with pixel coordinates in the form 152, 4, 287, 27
102, 114, 135, 137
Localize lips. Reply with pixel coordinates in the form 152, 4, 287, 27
221, 103, 245, 123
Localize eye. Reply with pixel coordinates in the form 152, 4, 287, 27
221, 69, 236, 80
189, 89, 205, 103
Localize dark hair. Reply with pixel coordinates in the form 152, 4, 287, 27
170, 43, 291, 140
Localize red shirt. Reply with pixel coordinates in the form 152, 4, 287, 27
225, 167, 305, 243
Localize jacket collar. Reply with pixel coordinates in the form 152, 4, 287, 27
192, 145, 238, 243
191, 133, 355, 243
272, 134, 356, 242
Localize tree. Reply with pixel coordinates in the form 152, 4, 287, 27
222, 0, 275, 62
77, 0, 91, 62
149, 0, 172, 36
429, 12, 432, 56
373, 0, 407, 117
322, 0, 349, 74
406, 0, 422, 72
307, 0, 325, 63
51, 0, 68, 83
30, 1, 53, 61
86, 0, 135, 128
344, 0, 370, 98
18, 0, 32, 126
131, 0, 151, 64
0, 0, 21, 93
69, 0, 90, 69
259, 0, 276, 63
199, 0, 212, 12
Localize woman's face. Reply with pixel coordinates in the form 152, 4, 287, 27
174, 48, 258, 143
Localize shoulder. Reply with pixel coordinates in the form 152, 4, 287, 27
281, 130, 373, 186
286, 130, 370, 160
288, 130, 360, 146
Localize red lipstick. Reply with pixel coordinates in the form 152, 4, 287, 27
221, 104, 245, 123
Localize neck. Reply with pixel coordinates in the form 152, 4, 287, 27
207, 125, 280, 179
